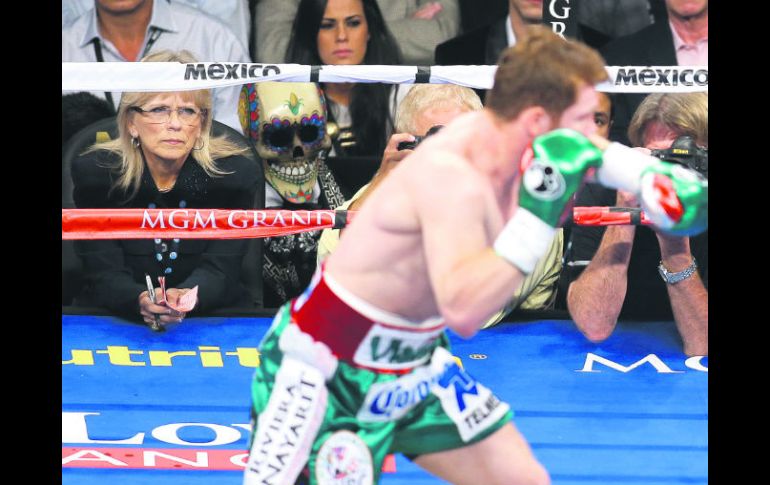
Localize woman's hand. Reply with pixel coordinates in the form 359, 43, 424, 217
138, 289, 185, 327
164, 287, 198, 313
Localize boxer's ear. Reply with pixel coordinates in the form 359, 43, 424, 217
518, 106, 553, 139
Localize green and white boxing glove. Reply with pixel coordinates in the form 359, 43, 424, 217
494, 129, 603, 273
598, 143, 708, 236
638, 161, 708, 236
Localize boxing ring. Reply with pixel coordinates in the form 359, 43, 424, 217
62, 62, 708, 484
62, 313, 706, 484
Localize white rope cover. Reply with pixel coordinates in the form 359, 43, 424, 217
62, 62, 707, 93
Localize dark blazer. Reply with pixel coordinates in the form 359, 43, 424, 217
435, 17, 509, 67
435, 18, 612, 100
600, 20, 678, 145
71, 150, 258, 317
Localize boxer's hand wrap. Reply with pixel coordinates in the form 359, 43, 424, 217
494, 208, 555, 274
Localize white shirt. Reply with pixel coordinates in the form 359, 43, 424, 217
62, 0, 250, 131
505, 14, 518, 47
62, 0, 251, 50
669, 20, 708, 67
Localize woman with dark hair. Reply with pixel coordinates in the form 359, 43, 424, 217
286, 0, 404, 157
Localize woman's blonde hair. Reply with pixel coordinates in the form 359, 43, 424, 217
88, 50, 247, 198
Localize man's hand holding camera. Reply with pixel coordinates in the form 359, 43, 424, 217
380, 133, 418, 176
381, 125, 446, 176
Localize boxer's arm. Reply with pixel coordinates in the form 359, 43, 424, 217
412, 154, 529, 338
417, 131, 604, 336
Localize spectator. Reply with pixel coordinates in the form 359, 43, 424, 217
62, 0, 252, 50
283, 0, 405, 158
576, 0, 653, 39
254, 0, 460, 65
316, 84, 481, 261
71, 50, 258, 328
497, 90, 615, 320
62, 92, 115, 146
560, 92, 708, 356
457, 0, 507, 34
554, 90, 614, 311
600, 0, 708, 144
435, 0, 611, 67
239, 81, 347, 308
593, 91, 614, 138
62, 0, 250, 131
316, 83, 564, 325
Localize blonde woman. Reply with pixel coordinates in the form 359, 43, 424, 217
72, 50, 258, 328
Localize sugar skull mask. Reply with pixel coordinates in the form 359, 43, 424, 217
239, 82, 331, 203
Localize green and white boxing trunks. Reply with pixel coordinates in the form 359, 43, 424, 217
244, 267, 512, 485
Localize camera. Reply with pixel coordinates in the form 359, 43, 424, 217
650, 135, 708, 179
397, 125, 444, 151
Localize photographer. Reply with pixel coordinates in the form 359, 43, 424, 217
559, 92, 708, 356
316, 83, 483, 262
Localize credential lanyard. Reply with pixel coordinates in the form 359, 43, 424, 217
91, 27, 163, 112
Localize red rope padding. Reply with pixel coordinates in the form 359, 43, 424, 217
572, 207, 652, 226
61, 209, 347, 240
62, 207, 651, 240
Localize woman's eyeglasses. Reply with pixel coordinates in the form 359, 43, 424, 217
130, 106, 205, 125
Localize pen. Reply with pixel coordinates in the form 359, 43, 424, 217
145, 274, 164, 332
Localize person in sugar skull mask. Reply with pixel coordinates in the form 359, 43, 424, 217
239, 81, 346, 307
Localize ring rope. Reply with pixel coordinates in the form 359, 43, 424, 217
62, 62, 708, 93
61, 207, 650, 240
62, 209, 345, 240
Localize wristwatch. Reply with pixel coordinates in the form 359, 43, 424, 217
658, 258, 698, 284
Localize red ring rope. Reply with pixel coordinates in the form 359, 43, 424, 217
61, 207, 651, 240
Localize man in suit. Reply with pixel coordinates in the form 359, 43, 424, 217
434, 0, 610, 99
435, 0, 610, 64
600, 0, 708, 144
